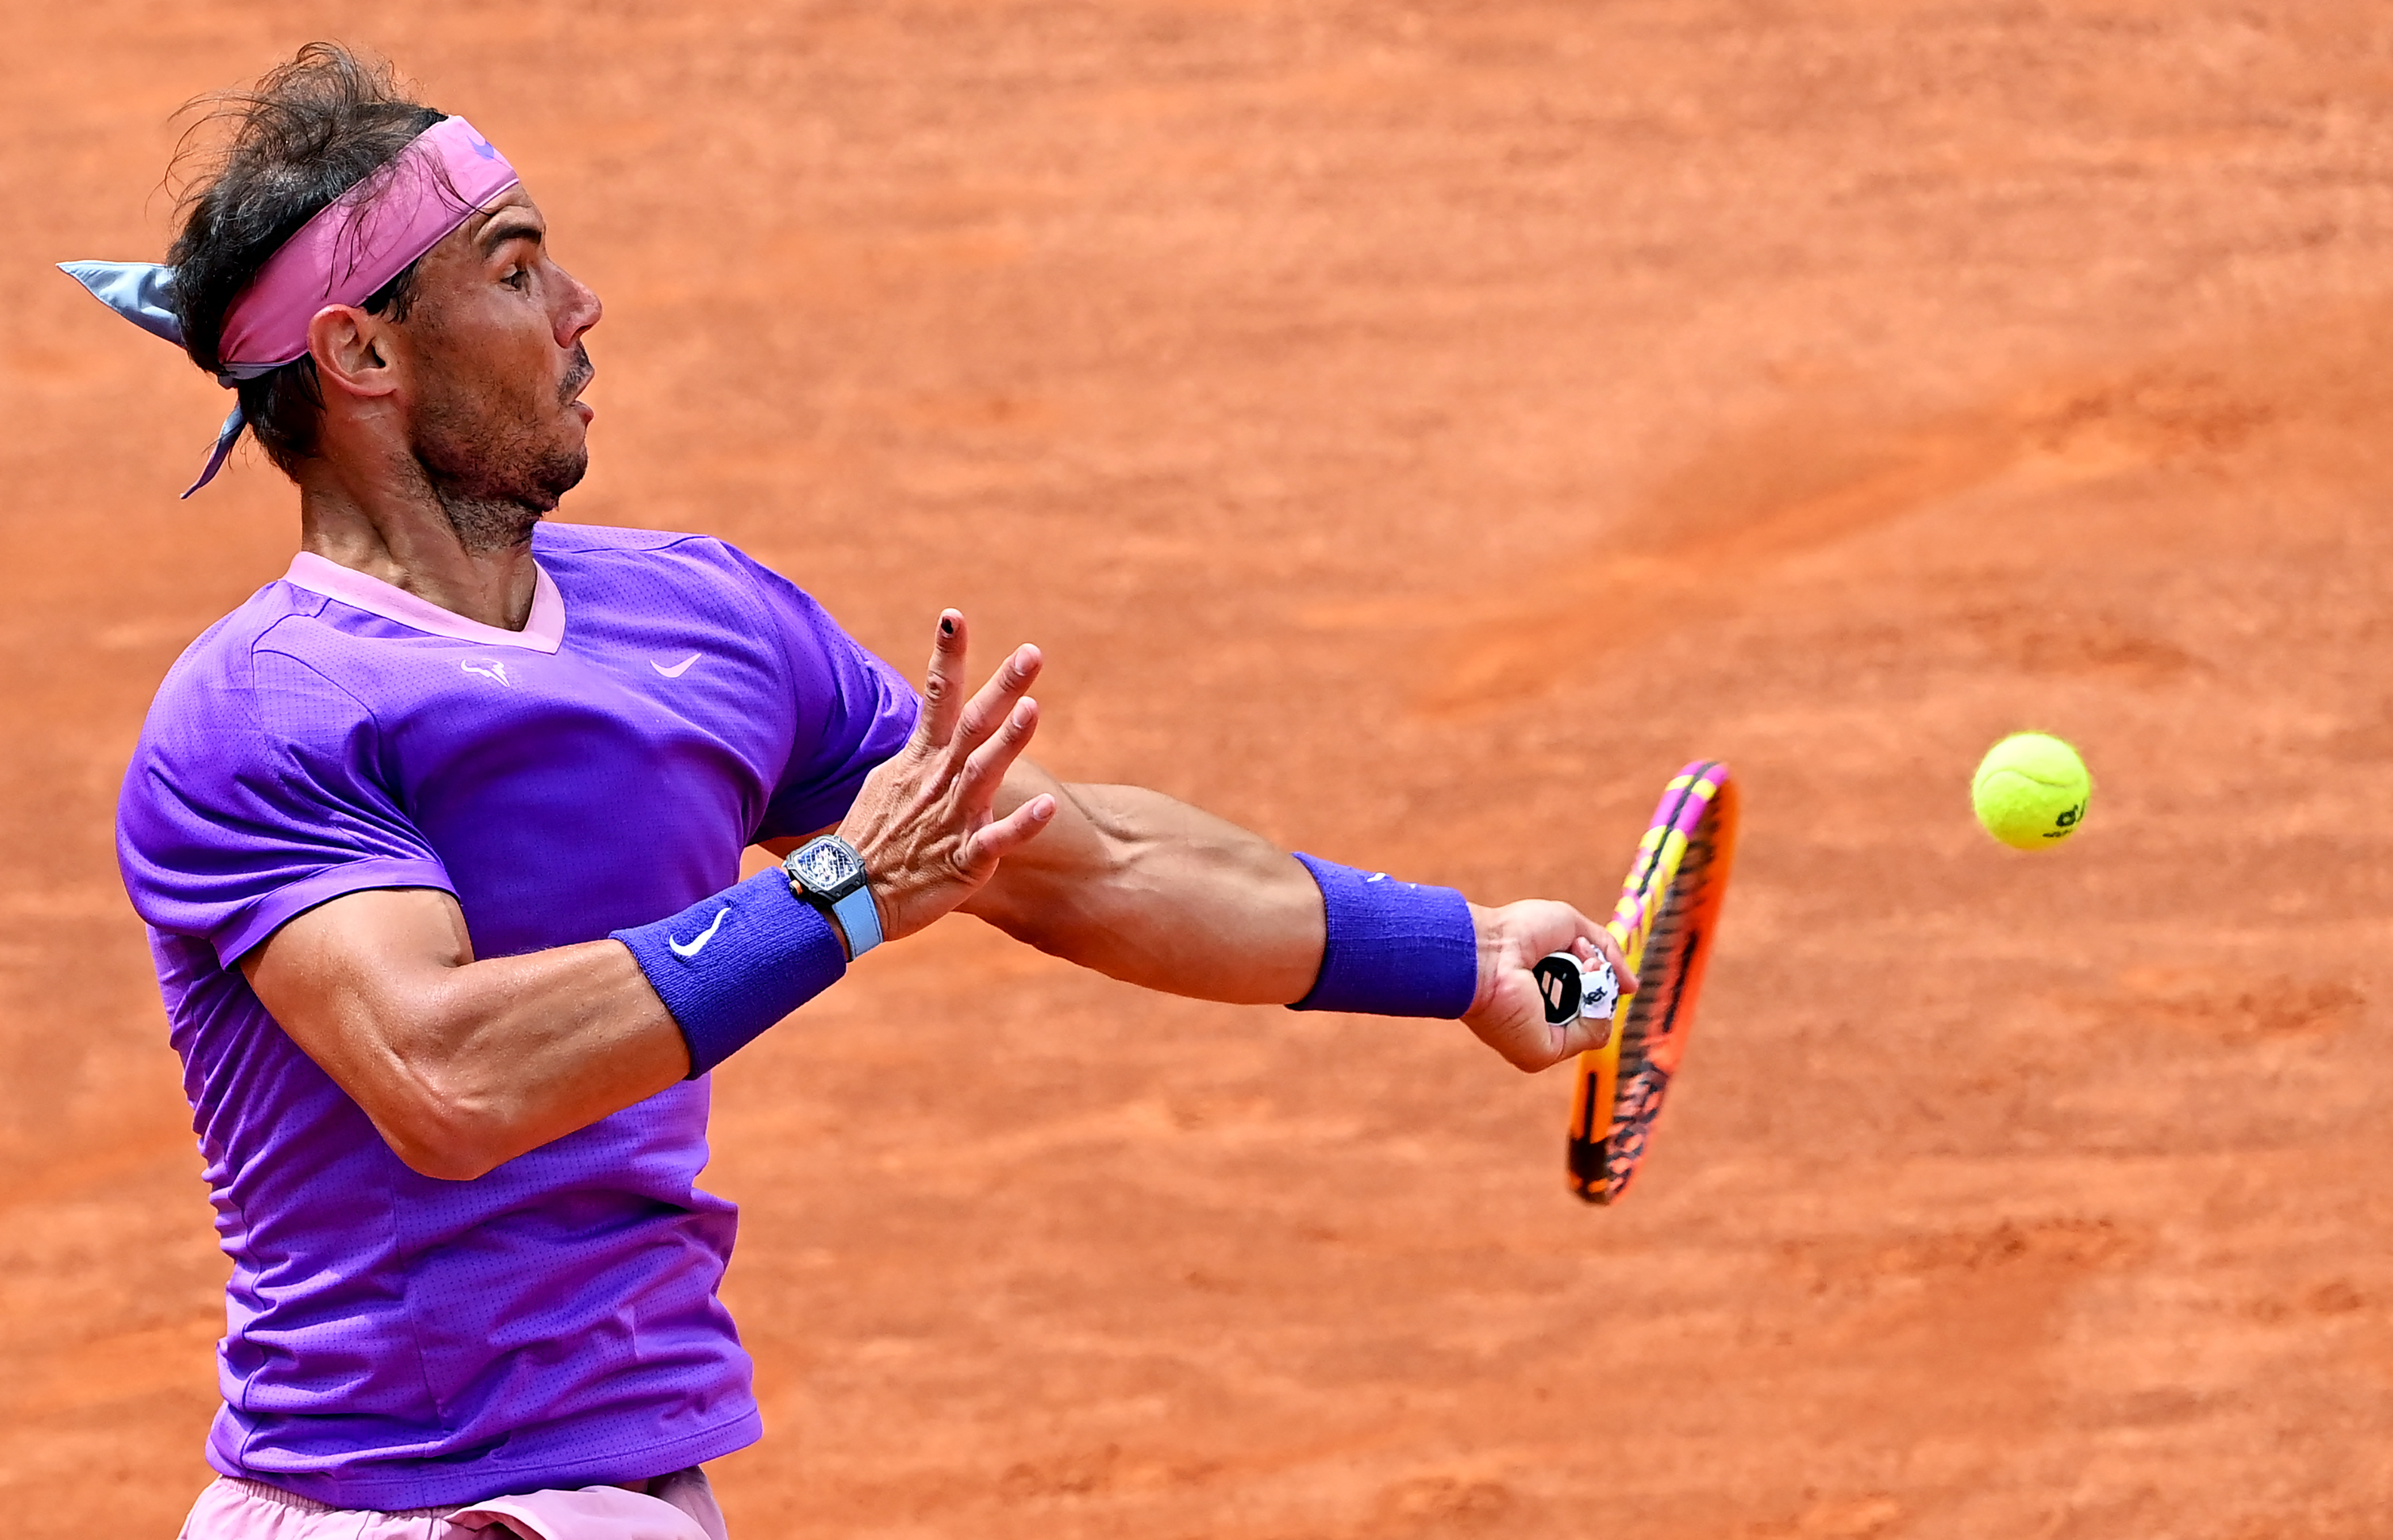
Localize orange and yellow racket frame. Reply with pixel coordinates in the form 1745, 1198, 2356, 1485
1567, 761, 1738, 1204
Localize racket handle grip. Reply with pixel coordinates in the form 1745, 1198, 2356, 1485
1531, 951, 1619, 1028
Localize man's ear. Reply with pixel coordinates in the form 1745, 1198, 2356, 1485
305, 304, 401, 399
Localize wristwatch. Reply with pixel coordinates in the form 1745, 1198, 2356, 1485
783, 835, 883, 958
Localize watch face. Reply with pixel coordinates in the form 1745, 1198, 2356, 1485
792, 839, 863, 893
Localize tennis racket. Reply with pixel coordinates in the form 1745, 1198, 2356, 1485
1538, 760, 1739, 1205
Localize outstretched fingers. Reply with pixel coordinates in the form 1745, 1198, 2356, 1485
846, 615, 1060, 943
914, 622, 1051, 875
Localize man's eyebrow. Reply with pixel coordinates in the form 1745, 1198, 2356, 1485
478, 214, 545, 254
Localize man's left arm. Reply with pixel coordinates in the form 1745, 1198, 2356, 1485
747, 601, 1627, 1071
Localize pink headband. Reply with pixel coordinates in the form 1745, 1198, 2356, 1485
219, 116, 520, 371
58, 115, 521, 495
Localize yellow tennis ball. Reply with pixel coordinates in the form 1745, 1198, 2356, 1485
1971, 732, 2091, 850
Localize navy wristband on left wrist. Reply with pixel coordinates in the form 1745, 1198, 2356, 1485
612, 868, 848, 1078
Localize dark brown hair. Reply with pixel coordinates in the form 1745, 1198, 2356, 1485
168, 44, 443, 474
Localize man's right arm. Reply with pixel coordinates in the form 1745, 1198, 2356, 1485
242, 610, 1053, 1181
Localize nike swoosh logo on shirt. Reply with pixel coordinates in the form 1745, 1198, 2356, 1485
668, 907, 729, 959
652, 654, 701, 679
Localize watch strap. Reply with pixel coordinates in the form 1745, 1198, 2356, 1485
829, 884, 882, 957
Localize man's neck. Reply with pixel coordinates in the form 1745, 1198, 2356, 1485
296, 468, 543, 633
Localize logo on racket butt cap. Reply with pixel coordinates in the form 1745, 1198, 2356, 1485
1533, 952, 1620, 1029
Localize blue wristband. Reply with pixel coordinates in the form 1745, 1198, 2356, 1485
1287, 852, 1478, 1019
612, 868, 847, 1078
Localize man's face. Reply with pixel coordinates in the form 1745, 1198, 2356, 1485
389, 189, 601, 533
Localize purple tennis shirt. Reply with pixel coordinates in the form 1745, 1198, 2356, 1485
116, 522, 918, 1509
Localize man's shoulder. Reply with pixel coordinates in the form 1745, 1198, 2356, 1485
125, 583, 366, 823
150, 578, 334, 710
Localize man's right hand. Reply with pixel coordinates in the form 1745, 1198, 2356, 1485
837, 610, 1058, 945
240, 612, 1057, 1182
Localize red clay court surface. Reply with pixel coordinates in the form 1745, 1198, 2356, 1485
6, 4, 2393, 1535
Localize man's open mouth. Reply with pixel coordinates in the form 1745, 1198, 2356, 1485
560, 346, 595, 409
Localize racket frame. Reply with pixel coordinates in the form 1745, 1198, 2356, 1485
1565, 760, 1738, 1204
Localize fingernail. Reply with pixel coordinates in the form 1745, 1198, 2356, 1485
940, 616, 956, 637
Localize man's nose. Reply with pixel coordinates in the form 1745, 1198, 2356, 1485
554, 265, 602, 345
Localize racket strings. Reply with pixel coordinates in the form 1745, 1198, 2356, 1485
1620, 818, 1716, 1067
1606, 810, 1722, 1186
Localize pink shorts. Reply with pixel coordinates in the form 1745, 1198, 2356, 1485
176, 1466, 729, 1540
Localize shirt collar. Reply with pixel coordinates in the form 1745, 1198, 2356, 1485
282, 550, 565, 654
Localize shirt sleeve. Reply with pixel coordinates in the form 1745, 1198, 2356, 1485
116, 643, 455, 969
727, 549, 923, 844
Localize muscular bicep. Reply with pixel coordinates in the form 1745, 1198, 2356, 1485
240, 886, 480, 1118
239, 886, 686, 1181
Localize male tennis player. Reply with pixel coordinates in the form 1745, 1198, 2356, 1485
71, 45, 1631, 1540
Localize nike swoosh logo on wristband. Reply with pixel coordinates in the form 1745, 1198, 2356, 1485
668, 907, 729, 959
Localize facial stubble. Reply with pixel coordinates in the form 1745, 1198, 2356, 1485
412, 343, 593, 554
